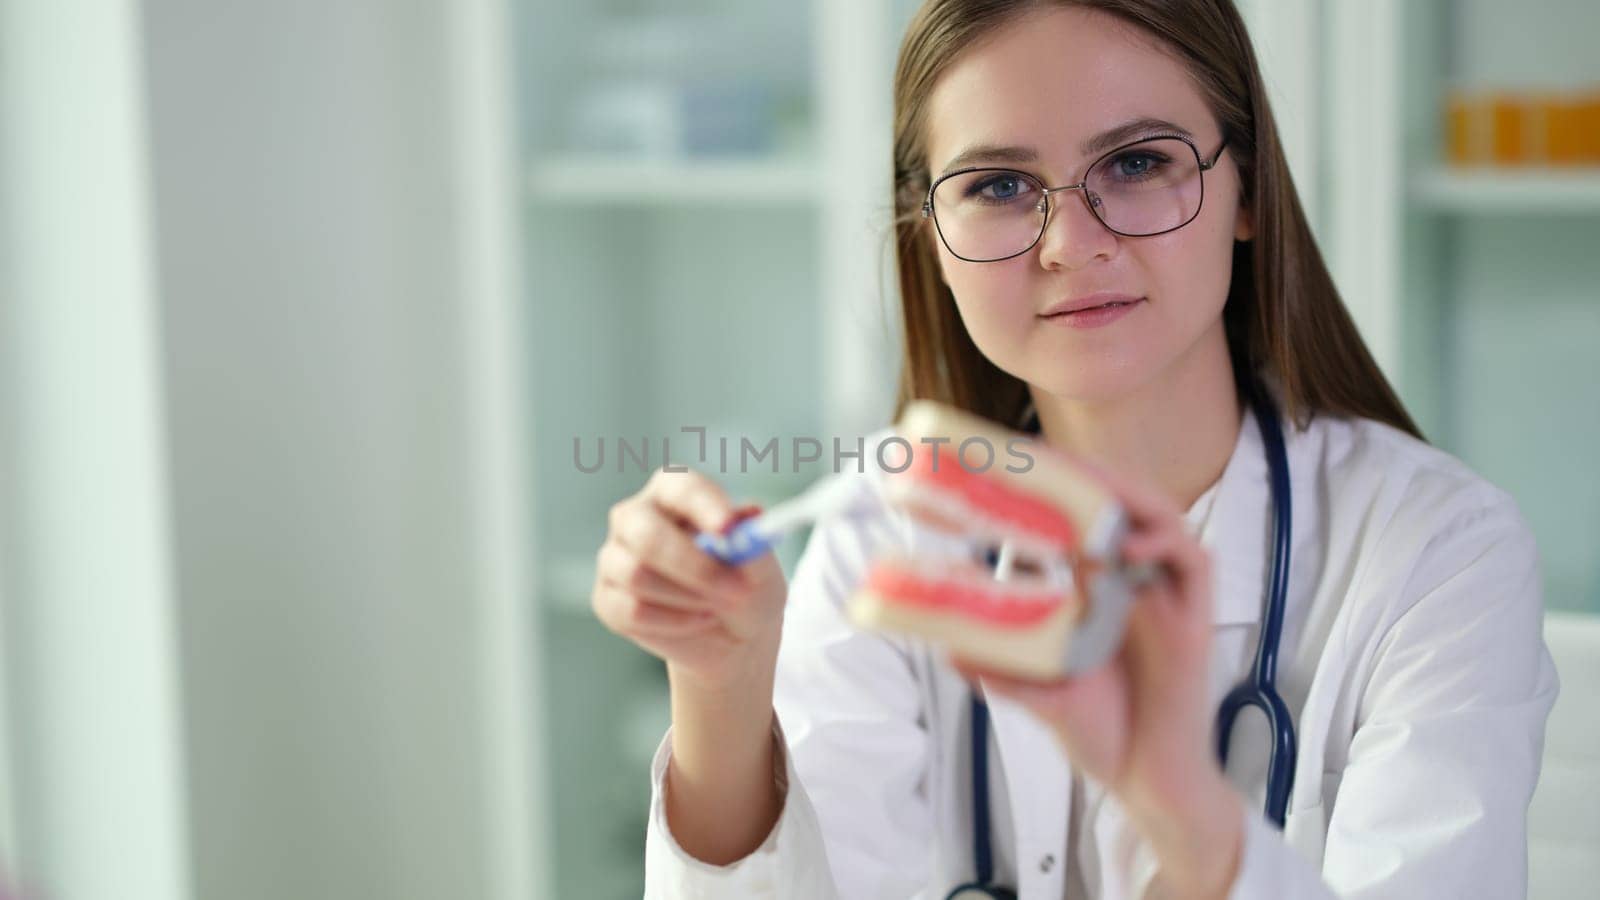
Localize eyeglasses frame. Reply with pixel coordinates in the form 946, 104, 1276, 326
921, 133, 1230, 263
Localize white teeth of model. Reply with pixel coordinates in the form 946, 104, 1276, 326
982, 517, 1061, 560
881, 553, 1059, 596
953, 558, 1062, 598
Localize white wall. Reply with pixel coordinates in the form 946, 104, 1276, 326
0, 1, 191, 898
0, 0, 544, 897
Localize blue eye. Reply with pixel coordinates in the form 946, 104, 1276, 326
966, 173, 1034, 203
988, 176, 1021, 200
1108, 151, 1169, 181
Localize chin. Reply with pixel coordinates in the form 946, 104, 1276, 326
1024, 354, 1153, 406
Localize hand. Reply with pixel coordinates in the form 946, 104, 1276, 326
592, 466, 788, 690
593, 467, 790, 864
950, 458, 1244, 898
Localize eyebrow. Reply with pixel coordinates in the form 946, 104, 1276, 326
937, 116, 1197, 176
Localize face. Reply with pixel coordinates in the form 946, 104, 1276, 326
922, 6, 1253, 404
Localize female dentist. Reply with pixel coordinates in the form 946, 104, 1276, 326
591, 1, 1560, 897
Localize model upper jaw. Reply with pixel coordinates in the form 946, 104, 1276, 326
892, 400, 1126, 558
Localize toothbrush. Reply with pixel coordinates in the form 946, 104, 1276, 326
695, 473, 861, 565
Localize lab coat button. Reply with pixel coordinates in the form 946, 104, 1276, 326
1039, 854, 1055, 873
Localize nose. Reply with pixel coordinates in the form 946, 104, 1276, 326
1035, 187, 1117, 270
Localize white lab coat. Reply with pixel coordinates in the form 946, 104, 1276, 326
642, 390, 1560, 898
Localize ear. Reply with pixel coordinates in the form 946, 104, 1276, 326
1233, 202, 1255, 242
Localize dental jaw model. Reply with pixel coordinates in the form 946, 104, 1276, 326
693, 400, 1148, 680
846, 401, 1146, 680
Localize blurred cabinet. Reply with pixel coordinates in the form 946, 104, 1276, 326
515, 0, 1599, 895
512, 1, 918, 895
1246, 0, 1600, 615
1316, 0, 1600, 616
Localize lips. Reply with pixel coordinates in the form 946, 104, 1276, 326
1040, 292, 1145, 317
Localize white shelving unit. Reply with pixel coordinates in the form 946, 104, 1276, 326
527, 156, 821, 207
515, 1, 1598, 896
1320, 0, 1600, 622
514, 2, 915, 896
1413, 167, 1600, 214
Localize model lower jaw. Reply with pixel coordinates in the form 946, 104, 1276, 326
847, 587, 1080, 680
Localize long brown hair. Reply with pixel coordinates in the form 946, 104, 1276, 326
889, 0, 1423, 440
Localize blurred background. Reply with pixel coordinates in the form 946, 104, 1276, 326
0, 0, 1596, 898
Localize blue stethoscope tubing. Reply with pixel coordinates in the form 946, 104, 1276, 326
1214, 379, 1297, 829
953, 382, 1294, 898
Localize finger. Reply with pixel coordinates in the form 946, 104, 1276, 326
1122, 529, 1201, 577
593, 581, 720, 638
611, 498, 745, 598
951, 655, 1066, 691
1121, 528, 1211, 605
976, 677, 1078, 720
951, 657, 1120, 755
595, 541, 729, 613
949, 657, 986, 694
643, 466, 740, 535
1051, 455, 1197, 574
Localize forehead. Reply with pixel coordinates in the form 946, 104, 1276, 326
925, 7, 1212, 177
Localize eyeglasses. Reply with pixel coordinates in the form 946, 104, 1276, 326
922, 135, 1228, 263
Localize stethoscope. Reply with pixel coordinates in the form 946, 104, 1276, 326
946, 380, 1296, 899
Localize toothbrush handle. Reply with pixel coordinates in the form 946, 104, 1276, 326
696, 518, 776, 565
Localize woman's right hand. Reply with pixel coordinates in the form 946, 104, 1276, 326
592, 466, 788, 690
594, 467, 790, 865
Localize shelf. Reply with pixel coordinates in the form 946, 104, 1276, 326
526, 155, 820, 208
1413, 167, 1600, 214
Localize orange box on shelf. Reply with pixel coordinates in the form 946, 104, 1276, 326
1443, 87, 1600, 169
1543, 94, 1579, 165
1444, 90, 1480, 166
1539, 92, 1600, 166
1490, 94, 1532, 165
1582, 92, 1600, 164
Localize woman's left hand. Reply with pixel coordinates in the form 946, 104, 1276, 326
950, 459, 1245, 898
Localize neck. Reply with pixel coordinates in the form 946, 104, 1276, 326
1029, 333, 1243, 514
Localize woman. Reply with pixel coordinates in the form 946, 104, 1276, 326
591, 1, 1559, 896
